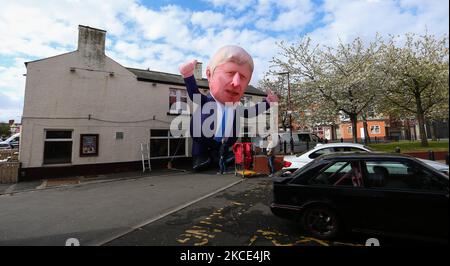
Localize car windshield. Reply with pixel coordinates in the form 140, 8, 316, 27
414, 158, 449, 179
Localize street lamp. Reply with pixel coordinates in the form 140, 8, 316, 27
277, 71, 294, 154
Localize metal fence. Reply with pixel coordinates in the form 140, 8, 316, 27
329, 136, 420, 144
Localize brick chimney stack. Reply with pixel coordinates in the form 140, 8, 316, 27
194, 62, 203, 80
77, 25, 106, 67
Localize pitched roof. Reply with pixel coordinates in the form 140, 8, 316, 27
126, 67, 267, 97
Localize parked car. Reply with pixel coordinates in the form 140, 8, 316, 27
253, 132, 321, 154
0, 133, 20, 149
282, 142, 449, 175
271, 153, 449, 241
0, 142, 11, 150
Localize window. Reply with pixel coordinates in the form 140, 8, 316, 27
116, 132, 124, 140
298, 133, 311, 142
370, 125, 380, 134
309, 161, 363, 187
313, 126, 323, 137
169, 88, 188, 113
334, 147, 367, 152
364, 161, 446, 191
340, 112, 350, 121
240, 96, 252, 107
347, 126, 352, 134
43, 130, 73, 164
309, 148, 334, 159
150, 129, 186, 158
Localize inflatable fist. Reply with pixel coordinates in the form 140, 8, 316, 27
179, 59, 197, 78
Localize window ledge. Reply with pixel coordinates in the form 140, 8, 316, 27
42, 163, 73, 167
167, 112, 191, 116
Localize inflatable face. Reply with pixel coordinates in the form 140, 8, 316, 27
208, 61, 252, 104
206, 45, 253, 104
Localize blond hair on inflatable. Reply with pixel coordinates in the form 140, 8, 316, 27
208, 45, 254, 74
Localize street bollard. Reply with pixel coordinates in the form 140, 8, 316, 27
395, 147, 401, 153
283, 140, 287, 154
428, 150, 435, 161
306, 140, 310, 150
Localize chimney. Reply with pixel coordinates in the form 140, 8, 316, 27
77, 25, 106, 67
194, 62, 202, 80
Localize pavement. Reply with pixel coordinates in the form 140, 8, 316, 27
0, 169, 189, 195
0, 169, 245, 246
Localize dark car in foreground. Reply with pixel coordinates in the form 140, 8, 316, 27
271, 153, 449, 241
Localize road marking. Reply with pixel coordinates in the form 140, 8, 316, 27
4, 184, 16, 194
94, 178, 245, 246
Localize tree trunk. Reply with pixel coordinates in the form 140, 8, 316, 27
405, 119, 411, 141
430, 120, 437, 141
415, 92, 429, 147
362, 114, 370, 145
281, 114, 287, 131
350, 113, 358, 143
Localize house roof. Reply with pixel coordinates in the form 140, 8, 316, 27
126, 67, 267, 97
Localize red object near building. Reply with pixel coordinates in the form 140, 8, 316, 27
232, 142, 253, 169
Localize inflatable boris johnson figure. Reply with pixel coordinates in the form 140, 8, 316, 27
178, 45, 279, 171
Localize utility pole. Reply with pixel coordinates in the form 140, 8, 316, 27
277, 72, 293, 154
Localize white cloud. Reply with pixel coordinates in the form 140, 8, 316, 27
125, 4, 193, 48
0, 0, 135, 58
255, 0, 315, 31
0, 0, 448, 122
202, 0, 256, 12
305, 0, 449, 47
0, 58, 26, 122
191, 10, 225, 28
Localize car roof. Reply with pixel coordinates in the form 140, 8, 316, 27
3, 133, 20, 142
314, 142, 367, 148
318, 152, 414, 160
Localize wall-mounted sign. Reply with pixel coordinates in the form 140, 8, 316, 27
80, 134, 99, 157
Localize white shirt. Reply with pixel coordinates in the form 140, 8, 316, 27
211, 92, 236, 138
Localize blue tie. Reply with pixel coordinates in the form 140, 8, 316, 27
215, 110, 226, 142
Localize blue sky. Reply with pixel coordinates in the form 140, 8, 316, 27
0, 0, 448, 122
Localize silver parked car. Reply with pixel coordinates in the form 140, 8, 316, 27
282, 142, 449, 175
0, 133, 20, 149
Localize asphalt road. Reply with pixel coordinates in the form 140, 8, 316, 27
1, 171, 445, 246
106, 176, 369, 246
106, 176, 448, 247
0, 171, 243, 246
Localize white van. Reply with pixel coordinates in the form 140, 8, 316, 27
276, 132, 320, 153
0, 133, 20, 150
252, 131, 320, 154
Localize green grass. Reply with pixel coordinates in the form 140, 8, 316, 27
368, 140, 449, 153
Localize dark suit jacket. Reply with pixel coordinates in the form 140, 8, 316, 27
183, 76, 270, 156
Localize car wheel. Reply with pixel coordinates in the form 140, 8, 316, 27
301, 206, 340, 240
